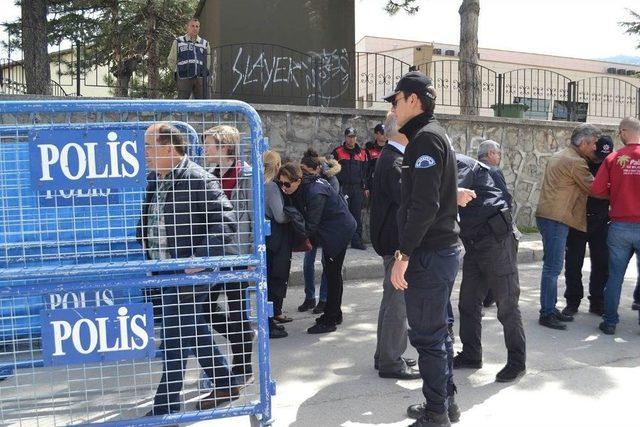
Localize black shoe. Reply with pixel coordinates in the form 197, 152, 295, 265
351, 241, 367, 250
495, 364, 526, 382
588, 305, 604, 316
598, 321, 615, 335
553, 308, 574, 322
407, 400, 460, 423
482, 292, 495, 308
403, 357, 417, 367
374, 356, 416, 371
561, 306, 578, 317
632, 301, 640, 311
379, 365, 421, 380
298, 298, 316, 312
538, 314, 567, 330
269, 321, 285, 331
307, 321, 337, 334
409, 410, 451, 427
269, 327, 288, 339
452, 352, 482, 369
312, 300, 326, 314
315, 314, 342, 325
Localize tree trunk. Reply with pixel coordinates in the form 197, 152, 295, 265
21, 0, 52, 95
145, 0, 160, 98
458, 0, 480, 116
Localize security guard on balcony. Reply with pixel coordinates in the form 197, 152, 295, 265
168, 18, 209, 99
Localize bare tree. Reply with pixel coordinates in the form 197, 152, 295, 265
21, 0, 52, 95
385, 0, 481, 116
458, 0, 480, 115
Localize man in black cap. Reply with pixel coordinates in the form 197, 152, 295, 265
452, 152, 526, 383
332, 127, 369, 250
387, 71, 462, 427
365, 123, 387, 194
562, 135, 613, 316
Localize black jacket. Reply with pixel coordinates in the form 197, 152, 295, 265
488, 166, 513, 210
137, 158, 239, 259
370, 143, 403, 256
332, 143, 369, 189
586, 160, 609, 231
292, 174, 356, 258
397, 113, 460, 255
365, 141, 385, 192
456, 154, 509, 241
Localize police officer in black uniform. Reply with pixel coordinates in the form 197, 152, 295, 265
167, 18, 210, 99
453, 153, 526, 383
332, 127, 369, 250
387, 71, 462, 427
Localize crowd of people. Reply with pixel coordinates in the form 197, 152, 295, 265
137, 66, 640, 425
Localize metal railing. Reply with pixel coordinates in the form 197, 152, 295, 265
2, 42, 639, 121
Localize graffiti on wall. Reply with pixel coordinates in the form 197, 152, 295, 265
216, 47, 351, 106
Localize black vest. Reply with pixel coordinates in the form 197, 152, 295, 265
176, 36, 208, 79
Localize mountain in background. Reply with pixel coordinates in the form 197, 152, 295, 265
598, 55, 640, 65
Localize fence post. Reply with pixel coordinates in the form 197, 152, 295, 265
496, 73, 503, 115
637, 88, 640, 120
566, 81, 576, 122
75, 40, 81, 97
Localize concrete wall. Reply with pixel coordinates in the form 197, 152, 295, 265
253, 103, 618, 235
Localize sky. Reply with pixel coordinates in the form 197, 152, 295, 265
0, 1, 638, 60
355, 0, 640, 60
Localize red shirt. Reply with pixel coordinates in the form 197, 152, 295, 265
213, 161, 241, 199
591, 144, 640, 223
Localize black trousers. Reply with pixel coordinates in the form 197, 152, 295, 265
564, 221, 608, 309
208, 282, 253, 374
459, 234, 526, 368
322, 248, 347, 324
405, 245, 461, 415
342, 184, 364, 244
266, 246, 292, 317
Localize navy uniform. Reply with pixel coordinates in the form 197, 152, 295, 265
395, 108, 461, 422
455, 153, 526, 381
168, 34, 209, 99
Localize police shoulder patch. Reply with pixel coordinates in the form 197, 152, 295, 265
415, 155, 436, 169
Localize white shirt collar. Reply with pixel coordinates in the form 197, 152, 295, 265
387, 140, 406, 154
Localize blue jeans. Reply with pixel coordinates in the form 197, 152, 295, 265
603, 222, 640, 325
303, 246, 328, 302
152, 285, 235, 414
537, 217, 569, 317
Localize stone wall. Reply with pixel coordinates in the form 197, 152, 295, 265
254, 103, 618, 234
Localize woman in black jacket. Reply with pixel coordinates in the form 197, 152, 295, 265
277, 162, 356, 334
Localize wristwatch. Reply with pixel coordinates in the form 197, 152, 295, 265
394, 250, 409, 262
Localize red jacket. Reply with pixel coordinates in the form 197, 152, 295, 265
332, 143, 369, 189
591, 143, 640, 223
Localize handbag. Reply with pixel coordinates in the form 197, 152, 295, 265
283, 205, 311, 252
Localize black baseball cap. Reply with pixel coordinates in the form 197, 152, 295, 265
374, 123, 385, 134
383, 71, 436, 102
345, 127, 357, 137
595, 135, 613, 160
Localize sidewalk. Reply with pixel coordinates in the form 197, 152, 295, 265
289, 233, 543, 286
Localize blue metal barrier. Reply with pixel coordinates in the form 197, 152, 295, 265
0, 100, 273, 426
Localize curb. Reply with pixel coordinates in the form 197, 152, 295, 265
288, 240, 545, 287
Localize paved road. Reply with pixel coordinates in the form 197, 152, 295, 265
205, 256, 639, 427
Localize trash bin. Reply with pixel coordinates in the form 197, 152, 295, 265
491, 103, 529, 118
